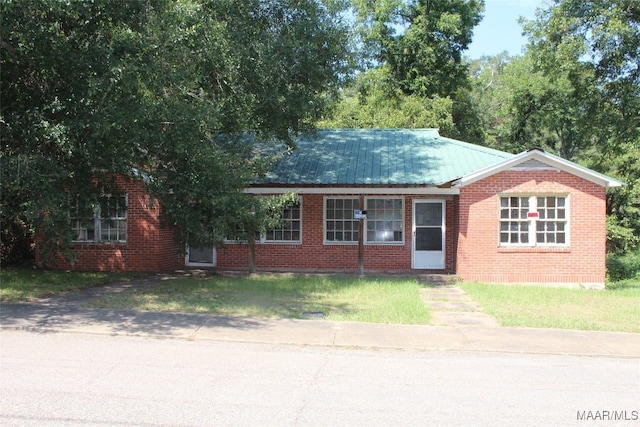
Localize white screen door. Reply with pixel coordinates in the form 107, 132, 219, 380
413, 200, 445, 269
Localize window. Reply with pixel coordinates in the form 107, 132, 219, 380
325, 197, 359, 243
366, 198, 403, 243
264, 203, 301, 243
71, 195, 127, 243
324, 197, 404, 244
499, 195, 567, 246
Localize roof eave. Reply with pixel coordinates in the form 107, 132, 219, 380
453, 149, 624, 189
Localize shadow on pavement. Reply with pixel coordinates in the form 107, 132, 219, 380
0, 303, 265, 337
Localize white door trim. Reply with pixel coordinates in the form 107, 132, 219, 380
412, 199, 445, 269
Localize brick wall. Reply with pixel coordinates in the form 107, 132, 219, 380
217, 193, 456, 274
35, 176, 184, 272
456, 170, 607, 286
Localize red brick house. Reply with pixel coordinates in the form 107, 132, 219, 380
38, 129, 622, 288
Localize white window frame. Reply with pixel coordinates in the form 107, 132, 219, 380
499, 195, 569, 247
324, 196, 360, 245
71, 194, 127, 244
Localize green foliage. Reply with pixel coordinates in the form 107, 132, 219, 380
607, 250, 640, 282
1, 0, 352, 266
320, 67, 455, 131
467, 0, 640, 249
336, 0, 484, 139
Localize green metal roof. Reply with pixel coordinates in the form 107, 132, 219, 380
261, 129, 514, 186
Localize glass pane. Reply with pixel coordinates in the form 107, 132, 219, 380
416, 228, 442, 251
500, 233, 509, 243
501, 198, 509, 208
557, 233, 565, 244
415, 203, 442, 226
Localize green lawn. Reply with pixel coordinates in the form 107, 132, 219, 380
4, 268, 639, 332
0, 269, 147, 302
458, 280, 640, 333
87, 274, 432, 324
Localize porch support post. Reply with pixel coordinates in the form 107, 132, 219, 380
358, 195, 364, 275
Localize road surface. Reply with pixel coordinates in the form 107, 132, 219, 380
1, 330, 638, 426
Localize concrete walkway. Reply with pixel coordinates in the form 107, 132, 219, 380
420, 284, 500, 327
1, 275, 639, 358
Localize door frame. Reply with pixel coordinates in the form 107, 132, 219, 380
412, 199, 446, 269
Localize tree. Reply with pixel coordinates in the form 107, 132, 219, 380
319, 67, 456, 131
465, 0, 639, 251
334, 0, 484, 139
521, 0, 640, 251
0, 0, 353, 266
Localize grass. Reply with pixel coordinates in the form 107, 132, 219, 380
86, 274, 431, 325
0, 269, 147, 302
458, 279, 640, 333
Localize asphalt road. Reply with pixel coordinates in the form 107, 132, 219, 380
1, 331, 638, 427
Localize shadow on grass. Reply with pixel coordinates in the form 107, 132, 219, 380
0, 272, 428, 331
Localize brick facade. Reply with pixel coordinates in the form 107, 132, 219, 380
216, 194, 457, 274
35, 176, 184, 272
456, 170, 607, 286
36, 169, 609, 286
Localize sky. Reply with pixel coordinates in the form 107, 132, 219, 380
466, 0, 547, 59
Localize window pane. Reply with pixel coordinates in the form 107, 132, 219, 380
325, 198, 358, 242
365, 198, 403, 243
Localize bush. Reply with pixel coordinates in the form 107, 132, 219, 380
607, 250, 640, 282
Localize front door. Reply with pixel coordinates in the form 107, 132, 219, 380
413, 200, 445, 269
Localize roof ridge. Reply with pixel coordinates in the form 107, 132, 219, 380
435, 134, 513, 158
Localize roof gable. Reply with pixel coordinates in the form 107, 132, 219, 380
261, 129, 513, 186
453, 148, 623, 188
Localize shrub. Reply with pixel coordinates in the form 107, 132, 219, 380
607, 250, 640, 282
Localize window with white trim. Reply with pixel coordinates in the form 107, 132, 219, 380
499, 195, 567, 246
366, 198, 403, 243
325, 197, 359, 243
264, 203, 301, 242
71, 195, 127, 243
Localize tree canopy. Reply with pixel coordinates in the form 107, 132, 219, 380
1, 0, 353, 264
2, 0, 638, 265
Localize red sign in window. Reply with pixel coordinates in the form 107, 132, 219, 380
527, 212, 539, 219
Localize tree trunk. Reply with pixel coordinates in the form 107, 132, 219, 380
248, 236, 256, 274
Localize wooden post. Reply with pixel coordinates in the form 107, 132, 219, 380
358, 195, 364, 275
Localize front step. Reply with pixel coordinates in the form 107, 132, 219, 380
416, 274, 457, 286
